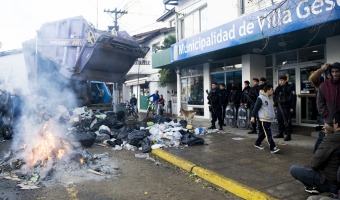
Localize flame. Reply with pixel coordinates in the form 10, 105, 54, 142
25, 122, 70, 168
79, 157, 84, 164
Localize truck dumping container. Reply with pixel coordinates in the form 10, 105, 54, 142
22, 16, 149, 106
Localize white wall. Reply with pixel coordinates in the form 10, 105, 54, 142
0, 52, 29, 94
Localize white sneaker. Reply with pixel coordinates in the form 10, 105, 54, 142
254, 144, 264, 150
271, 147, 280, 154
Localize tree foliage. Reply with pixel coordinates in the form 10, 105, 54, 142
158, 34, 176, 87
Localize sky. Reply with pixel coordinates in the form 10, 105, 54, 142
0, 0, 165, 51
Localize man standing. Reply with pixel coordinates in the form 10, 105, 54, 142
207, 82, 223, 130
259, 77, 267, 90
290, 111, 340, 195
273, 75, 296, 141
219, 83, 229, 126
251, 84, 280, 154
317, 62, 340, 128
248, 78, 260, 134
240, 80, 252, 108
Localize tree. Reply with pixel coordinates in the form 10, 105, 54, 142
158, 34, 176, 87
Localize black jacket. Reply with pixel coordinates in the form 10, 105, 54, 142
273, 83, 296, 109
207, 89, 222, 107
240, 86, 252, 106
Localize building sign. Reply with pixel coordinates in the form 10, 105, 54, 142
171, 0, 340, 62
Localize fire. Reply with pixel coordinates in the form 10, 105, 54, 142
79, 157, 84, 164
25, 122, 71, 168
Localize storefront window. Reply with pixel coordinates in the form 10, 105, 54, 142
300, 66, 319, 124
211, 71, 242, 91
188, 76, 204, 105
181, 78, 187, 102
265, 55, 273, 67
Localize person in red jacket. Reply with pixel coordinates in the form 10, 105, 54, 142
317, 62, 340, 127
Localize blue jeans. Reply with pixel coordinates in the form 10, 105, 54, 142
255, 121, 276, 151
290, 165, 339, 194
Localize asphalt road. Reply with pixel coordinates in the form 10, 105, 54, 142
0, 141, 241, 200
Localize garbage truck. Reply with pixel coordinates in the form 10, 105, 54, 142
22, 16, 149, 109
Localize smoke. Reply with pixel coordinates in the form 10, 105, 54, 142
8, 52, 80, 177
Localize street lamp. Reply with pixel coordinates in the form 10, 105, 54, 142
137, 58, 142, 108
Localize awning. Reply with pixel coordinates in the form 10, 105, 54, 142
125, 77, 148, 86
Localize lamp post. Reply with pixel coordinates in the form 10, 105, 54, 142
137, 58, 142, 109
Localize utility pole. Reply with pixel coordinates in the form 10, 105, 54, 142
104, 8, 127, 32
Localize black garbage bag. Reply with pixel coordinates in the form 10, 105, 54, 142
134, 121, 148, 130
140, 137, 152, 153
179, 120, 188, 128
102, 111, 124, 129
107, 139, 123, 147
116, 126, 134, 141
89, 118, 105, 132
77, 117, 94, 130
72, 131, 97, 147
127, 130, 150, 147
0, 126, 12, 140
181, 131, 204, 146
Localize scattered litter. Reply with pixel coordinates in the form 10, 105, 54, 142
231, 137, 245, 140
135, 153, 148, 158
87, 169, 103, 176
18, 183, 40, 190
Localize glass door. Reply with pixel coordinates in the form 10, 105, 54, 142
299, 66, 319, 124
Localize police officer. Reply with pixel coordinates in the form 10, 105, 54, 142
207, 82, 223, 130
248, 78, 260, 134
273, 75, 296, 141
219, 83, 229, 126
240, 80, 252, 108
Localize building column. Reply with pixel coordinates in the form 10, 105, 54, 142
203, 63, 211, 119
242, 54, 265, 86
326, 35, 340, 63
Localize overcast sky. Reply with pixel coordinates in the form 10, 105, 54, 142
0, 0, 165, 51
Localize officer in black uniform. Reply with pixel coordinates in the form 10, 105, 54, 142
273, 75, 296, 141
219, 83, 229, 126
207, 82, 223, 130
240, 80, 252, 107
248, 78, 260, 134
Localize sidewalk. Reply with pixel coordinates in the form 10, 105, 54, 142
150, 113, 318, 200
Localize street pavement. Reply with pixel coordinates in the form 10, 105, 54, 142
146, 112, 322, 200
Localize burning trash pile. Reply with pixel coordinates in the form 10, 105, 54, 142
0, 102, 206, 189
0, 105, 120, 189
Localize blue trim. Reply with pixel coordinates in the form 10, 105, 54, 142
171, 0, 340, 61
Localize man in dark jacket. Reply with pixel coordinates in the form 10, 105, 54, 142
207, 82, 223, 130
273, 75, 296, 141
248, 78, 260, 134
219, 83, 229, 126
240, 80, 252, 108
317, 62, 340, 127
290, 111, 340, 195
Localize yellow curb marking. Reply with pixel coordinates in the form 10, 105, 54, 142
152, 149, 278, 200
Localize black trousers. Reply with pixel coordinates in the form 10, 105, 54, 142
211, 106, 223, 126
276, 105, 292, 135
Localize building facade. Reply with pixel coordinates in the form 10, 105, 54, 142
153, 0, 340, 127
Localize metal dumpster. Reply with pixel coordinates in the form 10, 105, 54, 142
22, 16, 149, 83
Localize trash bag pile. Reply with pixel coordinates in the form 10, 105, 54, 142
69, 107, 205, 152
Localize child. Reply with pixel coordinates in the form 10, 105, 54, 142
250, 84, 280, 154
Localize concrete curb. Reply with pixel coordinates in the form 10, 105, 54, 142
152, 149, 278, 200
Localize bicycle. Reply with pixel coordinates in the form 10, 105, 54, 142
146, 100, 156, 118
125, 101, 138, 121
